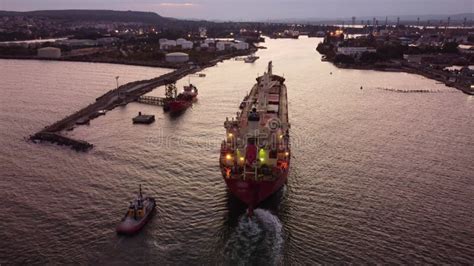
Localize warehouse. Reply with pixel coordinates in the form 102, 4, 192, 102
37, 47, 61, 58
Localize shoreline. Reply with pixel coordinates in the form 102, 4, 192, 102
328, 62, 474, 95
0, 48, 256, 69
0, 55, 178, 69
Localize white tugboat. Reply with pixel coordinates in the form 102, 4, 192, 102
116, 185, 156, 235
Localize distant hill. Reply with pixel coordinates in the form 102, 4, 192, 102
0, 9, 176, 24
267, 13, 474, 25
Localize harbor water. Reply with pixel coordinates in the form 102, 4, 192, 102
0, 37, 473, 264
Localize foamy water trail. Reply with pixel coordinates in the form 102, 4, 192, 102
373, 87, 458, 93
224, 209, 283, 265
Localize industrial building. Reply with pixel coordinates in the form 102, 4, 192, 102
176, 38, 193, 49
37, 47, 61, 58
55, 39, 97, 47
336, 47, 376, 57
216, 40, 249, 51
160, 38, 193, 50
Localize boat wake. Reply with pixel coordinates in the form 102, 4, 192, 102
374, 87, 458, 93
224, 209, 283, 265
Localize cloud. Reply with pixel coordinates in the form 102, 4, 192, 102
159, 3, 197, 8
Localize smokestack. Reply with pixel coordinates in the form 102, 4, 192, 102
445, 17, 450, 34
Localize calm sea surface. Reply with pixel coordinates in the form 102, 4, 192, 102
1, 37, 473, 265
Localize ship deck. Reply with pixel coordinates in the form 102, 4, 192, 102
238, 75, 289, 127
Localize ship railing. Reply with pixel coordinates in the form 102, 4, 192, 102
243, 164, 257, 181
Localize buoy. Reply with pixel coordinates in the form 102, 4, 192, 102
330, 72, 332, 75
360, 86, 363, 90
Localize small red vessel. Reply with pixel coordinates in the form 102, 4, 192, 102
220, 62, 290, 215
168, 100, 192, 114
116, 185, 156, 235
164, 84, 198, 114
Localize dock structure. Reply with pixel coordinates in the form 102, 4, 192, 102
136, 95, 167, 106
29, 65, 203, 151
132, 112, 155, 124
30, 132, 93, 151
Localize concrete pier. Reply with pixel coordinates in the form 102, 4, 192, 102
30, 132, 93, 151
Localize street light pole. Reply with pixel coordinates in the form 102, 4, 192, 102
115, 76, 120, 98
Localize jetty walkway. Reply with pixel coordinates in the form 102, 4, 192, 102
29, 65, 201, 151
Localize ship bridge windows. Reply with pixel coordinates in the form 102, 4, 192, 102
268, 93, 280, 105
267, 104, 279, 114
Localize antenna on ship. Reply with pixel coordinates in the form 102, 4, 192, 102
268, 61, 273, 76
139, 184, 142, 198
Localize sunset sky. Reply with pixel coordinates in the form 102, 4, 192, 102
1, 0, 472, 20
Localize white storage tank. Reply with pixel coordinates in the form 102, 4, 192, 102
37, 47, 61, 58
165, 52, 189, 63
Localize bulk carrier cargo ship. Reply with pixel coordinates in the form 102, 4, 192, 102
220, 62, 290, 215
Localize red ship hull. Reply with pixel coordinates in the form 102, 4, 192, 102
168, 100, 192, 114
223, 170, 288, 209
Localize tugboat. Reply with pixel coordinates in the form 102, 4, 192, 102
163, 83, 198, 114
116, 185, 156, 235
219, 62, 290, 216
